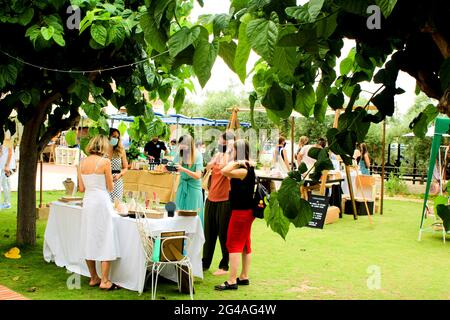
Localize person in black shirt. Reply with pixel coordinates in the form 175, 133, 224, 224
144, 136, 167, 163
214, 139, 256, 291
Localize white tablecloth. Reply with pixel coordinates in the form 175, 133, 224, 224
43, 202, 204, 293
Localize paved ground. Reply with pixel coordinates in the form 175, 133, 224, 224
0, 285, 29, 300
9, 163, 77, 192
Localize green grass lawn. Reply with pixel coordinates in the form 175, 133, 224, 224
0, 192, 449, 300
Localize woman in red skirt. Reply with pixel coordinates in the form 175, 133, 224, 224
215, 139, 255, 291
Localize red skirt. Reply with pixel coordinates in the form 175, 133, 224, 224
226, 209, 255, 254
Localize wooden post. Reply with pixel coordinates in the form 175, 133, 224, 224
345, 165, 358, 220
291, 116, 295, 171
380, 120, 386, 215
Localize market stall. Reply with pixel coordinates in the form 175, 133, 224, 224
122, 170, 179, 203
44, 201, 204, 293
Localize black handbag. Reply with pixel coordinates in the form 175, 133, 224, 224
253, 182, 269, 219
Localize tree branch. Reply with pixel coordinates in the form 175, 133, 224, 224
37, 108, 80, 154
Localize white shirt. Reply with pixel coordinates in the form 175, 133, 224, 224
299, 145, 317, 171
0, 145, 16, 170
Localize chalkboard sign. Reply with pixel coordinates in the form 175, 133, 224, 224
307, 195, 329, 229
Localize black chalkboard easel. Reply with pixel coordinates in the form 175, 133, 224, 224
307, 195, 329, 229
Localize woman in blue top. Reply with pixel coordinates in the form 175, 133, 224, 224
355, 143, 371, 175
173, 135, 205, 225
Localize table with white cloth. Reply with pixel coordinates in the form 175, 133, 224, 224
43, 202, 204, 293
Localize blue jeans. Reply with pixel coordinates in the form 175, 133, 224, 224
0, 170, 11, 205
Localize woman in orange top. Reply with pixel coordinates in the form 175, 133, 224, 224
202, 131, 235, 276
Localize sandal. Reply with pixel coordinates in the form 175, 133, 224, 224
237, 278, 250, 285
100, 281, 121, 291
214, 281, 238, 291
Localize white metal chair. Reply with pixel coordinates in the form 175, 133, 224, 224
135, 210, 194, 300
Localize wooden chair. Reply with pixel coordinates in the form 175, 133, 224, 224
42, 144, 56, 163
354, 174, 377, 215
300, 171, 341, 224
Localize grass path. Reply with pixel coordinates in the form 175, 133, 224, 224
0, 192, 449, 300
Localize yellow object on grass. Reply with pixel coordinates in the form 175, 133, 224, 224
4, 247, 21, 259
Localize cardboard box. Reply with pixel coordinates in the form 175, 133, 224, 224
36, 206, 50, 220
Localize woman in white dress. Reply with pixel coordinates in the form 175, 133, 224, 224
77, 135, 120, 290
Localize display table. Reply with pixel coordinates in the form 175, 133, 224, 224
123, 170, 179, 203
43, 202, 204, 293
55, 146, 80, 166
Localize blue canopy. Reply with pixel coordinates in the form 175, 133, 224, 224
109, 112, 251, 128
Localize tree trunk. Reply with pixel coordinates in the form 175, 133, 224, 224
16, 120, 40, 246
15, 94, 59, 246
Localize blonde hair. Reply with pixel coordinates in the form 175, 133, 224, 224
86, 135, 110, 156
178, 134, 196, 165
299, 136, 309, 147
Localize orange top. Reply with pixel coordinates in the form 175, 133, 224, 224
207, 163, 230, 202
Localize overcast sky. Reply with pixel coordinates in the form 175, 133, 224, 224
188, 0, 418, 115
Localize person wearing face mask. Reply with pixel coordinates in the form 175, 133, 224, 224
172, 134, 205, 225
273, 136, 290, 173
108, 128, 128, 203
202, 131, 236, 276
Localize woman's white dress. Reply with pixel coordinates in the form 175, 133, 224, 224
80, 163, 120, 261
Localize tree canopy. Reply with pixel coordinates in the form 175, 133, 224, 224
2, 0, 450, 241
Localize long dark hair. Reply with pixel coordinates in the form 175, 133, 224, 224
109, 128, 123, 157
359, 143, 368, 156
233, 139, 250, 161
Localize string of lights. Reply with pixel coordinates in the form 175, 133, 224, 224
0, 48, 170, 74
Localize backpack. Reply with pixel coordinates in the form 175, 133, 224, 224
253, 182, 270, 219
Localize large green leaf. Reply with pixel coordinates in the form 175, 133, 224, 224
278, 177, 312, 228
212, 14, 230, 36
264, 192, 290, 240
193, 31, 219, 87
235, 21, 251, 83
436, 204, 450, 232
90, 23, 107, 46
261, 82, 286, 112
158, 83, 172, 102
82, 103, 101, 121
0, 65, 18, 86
41, 26, 54, 41
246, 18, 278, 62
272, 46, 298, 77
65, 130, 77, 147
439, 58, 450, 91
168, 27, 200, 58
316, 11, 337, 39
375, 0, 398, 18
338, 108, 370, 142
372, 87, 397, 117
173, 88, 186, 113
409, 104, 439, 139
140, 14, 167, 52
154, 0, 174, 25
294, 85, 315, 117
218, 41, 237, 73
308, 0, 325, 21
285, 5, 310, 22
19, 8, 34, 26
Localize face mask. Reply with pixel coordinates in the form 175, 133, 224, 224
218, 144, 227, 153
110, 137, 119, 146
